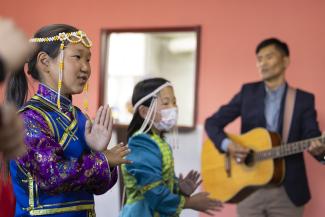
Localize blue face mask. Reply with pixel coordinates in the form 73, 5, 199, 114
153, 107, 178, 131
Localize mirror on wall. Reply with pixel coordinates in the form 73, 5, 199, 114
100, 26, 201, 129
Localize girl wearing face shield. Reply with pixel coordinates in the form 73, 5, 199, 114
119, 77, 223, 217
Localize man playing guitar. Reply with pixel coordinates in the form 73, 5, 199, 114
205, 38, 325, 217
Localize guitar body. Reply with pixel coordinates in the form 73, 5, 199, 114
201, 128, 285, 203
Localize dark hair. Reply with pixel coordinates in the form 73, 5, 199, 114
5, 24, 78, 108
255, 38, 289, 57
127, 77, 170, 139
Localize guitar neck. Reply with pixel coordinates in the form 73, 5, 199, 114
255, 135, 325, 161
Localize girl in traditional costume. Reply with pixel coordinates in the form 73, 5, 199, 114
6, 24, 130, 217
119, 78, 223, 217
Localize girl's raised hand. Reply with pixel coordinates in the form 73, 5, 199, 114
179, 170, 202, 196
85, 105, 113, 151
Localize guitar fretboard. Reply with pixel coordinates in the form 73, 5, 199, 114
254, 135, 325, 161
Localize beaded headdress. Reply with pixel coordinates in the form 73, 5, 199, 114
30, 30, 92, 111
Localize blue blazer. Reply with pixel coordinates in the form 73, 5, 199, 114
205, 81, 321, 206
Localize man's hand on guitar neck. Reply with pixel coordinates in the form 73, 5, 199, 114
308, 140, 325, 159
227, 142, 250, 164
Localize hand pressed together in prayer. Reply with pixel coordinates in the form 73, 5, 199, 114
85, 105, 113, 152
85, 105, 131, 167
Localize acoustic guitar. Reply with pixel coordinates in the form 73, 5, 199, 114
201, 127, 324, 203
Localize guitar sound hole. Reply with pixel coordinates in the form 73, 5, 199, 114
244, 150, 255, 167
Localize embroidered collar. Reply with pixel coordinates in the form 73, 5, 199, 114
37, 83, 73, 112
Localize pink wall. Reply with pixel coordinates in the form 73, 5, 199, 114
1, 0, 325, 216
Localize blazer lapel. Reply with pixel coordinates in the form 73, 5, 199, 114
256, 82, 267, 128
